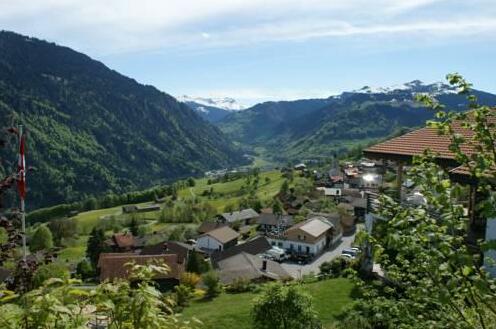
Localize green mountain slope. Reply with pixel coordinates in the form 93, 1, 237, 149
218, 81, 496, 160
0, 31, 247, 209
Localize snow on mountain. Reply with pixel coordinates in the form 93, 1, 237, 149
178, 95, 245, 111
351, 80, 458, 96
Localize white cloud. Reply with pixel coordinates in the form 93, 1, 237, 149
0, 0, 494, 54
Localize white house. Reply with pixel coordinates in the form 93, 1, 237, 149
197, 226, 240, 252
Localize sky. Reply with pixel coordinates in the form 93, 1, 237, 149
1, 0, 496, 106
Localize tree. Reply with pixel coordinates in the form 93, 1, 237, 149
29, 225, 54, 252
76, 259, 95, 280
47, 218, 77, 246
86, 228, 107, 268
187, 177, 195, 187
32, 263, 70, 288
272, 198, 284, 217
186, 249, 207, 274
129, 215, 139, 236
339, 74, 496, 328
251, 283, 320, 329
202, 271, 221, 299
279, 180, 289, 197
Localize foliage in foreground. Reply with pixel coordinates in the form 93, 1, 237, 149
251, 282, 321, 329
339, 74, 496, 328
0, 263, 200, 329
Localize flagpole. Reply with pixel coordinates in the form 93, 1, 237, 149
19, 124, 27, 262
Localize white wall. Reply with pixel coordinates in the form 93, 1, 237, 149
484, 218, 496, 277
268, 237, 327, 255
197, 236, 223, 251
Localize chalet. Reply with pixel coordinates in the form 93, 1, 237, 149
211, 236, 272, 266
363, 117, 496, 275
197, 226, 240, 252
216, 252, 291, 284
257, 213, 294, 232
105, 232, 144, 252
98, 253, 184, 287
268, 217, 336, 256
218, 208, 259, 225
122, 204, 161, 214
316, 187, 342, 199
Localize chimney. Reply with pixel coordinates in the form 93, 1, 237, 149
262, 259, 267, 271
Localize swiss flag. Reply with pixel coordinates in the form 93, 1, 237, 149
17, 134, 26, 199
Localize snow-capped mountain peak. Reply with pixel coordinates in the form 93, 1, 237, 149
351, 80, 458, 96
178, 95, 245, 111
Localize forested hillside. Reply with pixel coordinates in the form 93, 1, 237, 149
219, 81, 496, 161
0, 31, 247, 209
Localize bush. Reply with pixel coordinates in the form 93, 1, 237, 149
76, 259, 95, 280
174, 284, 193, 308
202, 271, 221, 298
319, 257, 351, 278
226, 277, 254, 293
29, 225, 54, 252
180, 272, 201, 290
33, 263, 70, 288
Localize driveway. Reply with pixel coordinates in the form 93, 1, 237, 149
281, 232, 357, 279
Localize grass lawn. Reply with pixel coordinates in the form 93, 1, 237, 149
177, 171, 287, 212
181, 278, 355, 329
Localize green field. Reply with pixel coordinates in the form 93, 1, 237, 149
52, 170, 292, 266
181, 278, 355, 329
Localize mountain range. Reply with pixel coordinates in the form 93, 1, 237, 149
0, 31, 247, 209
215, 80, 496, 161
178, 96, 245, 123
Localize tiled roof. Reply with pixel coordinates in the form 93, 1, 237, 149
98, 253, 183, 281
197, 221, 227, 234
201, 226, 240, 244
217, 252, 291, 284
113, 233, 136, 248
220, 209, 259, 223
286, 217, 333, 238
364, 126, 476, 161
211, 236, 271, 265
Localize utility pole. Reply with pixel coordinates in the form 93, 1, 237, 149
18, 125, 27, 261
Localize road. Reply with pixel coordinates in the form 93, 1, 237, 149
281, 232, 357, 279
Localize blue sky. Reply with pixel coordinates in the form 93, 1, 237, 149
1, 0, 496, 106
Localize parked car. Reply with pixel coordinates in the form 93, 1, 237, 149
266, 246, 288, 262
340, 253, 355, 260
342, 248, 358, 257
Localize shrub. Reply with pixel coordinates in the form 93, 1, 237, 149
180, 272, 201, 290
226, 277, 254, 293
76, 259, 95, 280
33, 263, 70, 288
202, 271, 221, 298
29, 225, 54, 252
319, 257, 351, 278
174, 284, 193, 308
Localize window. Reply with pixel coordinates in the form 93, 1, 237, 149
298, 245, 302, 252
278, 242, 283, 247
290, 244, 294, 250
303, 235, 306, 241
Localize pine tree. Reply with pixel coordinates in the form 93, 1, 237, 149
86, 228, 107, 268
186, 250, 205, 274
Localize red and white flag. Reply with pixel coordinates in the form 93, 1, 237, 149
17, 133, 26, 200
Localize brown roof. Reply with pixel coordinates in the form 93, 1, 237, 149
211, 236, 272, 265
201, 226, 240, 244
197, 221, 227, 234
217, 252, 291, 284
140, 241, 205, 263
363, 113, 496, 163
98, 253, 183, 281
113, 233, 136, 248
